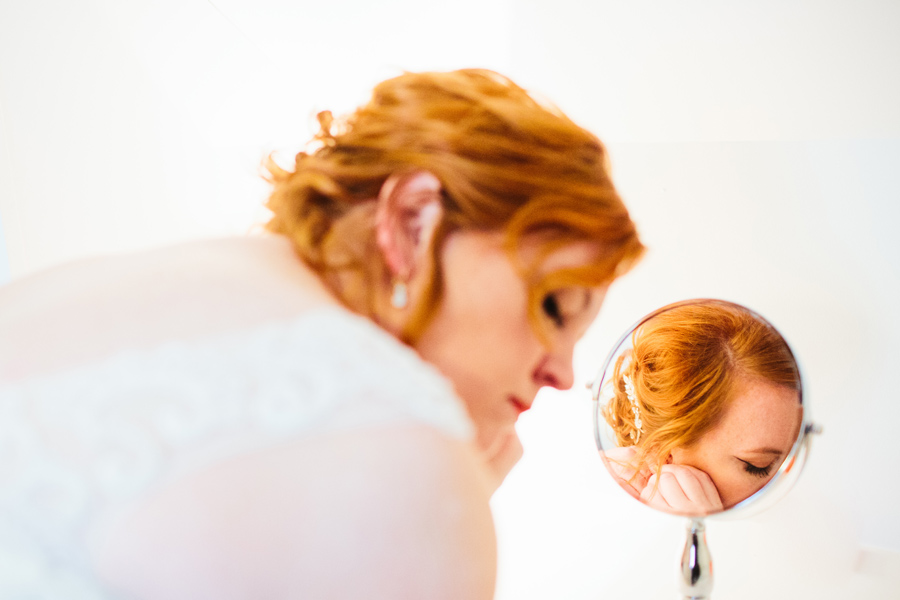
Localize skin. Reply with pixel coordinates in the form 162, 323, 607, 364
0, 237, 503, 599
602, 447, 724, 515
414, 230, 608, 488
375, 171, 610, 489
1, 170, 617, 598
668, 376, 802, 510
604, 377, 801, 515
640, 463, 724, 515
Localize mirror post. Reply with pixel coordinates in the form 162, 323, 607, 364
679, 518, 713, 600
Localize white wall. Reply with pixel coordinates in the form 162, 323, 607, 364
0, 214, 9, 285
1, 1, 898, 598
0, 86, 12, 285
494, 139, 900, 599
0, 0, 513, 275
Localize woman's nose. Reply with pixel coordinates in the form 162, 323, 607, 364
533, 346, 576, 390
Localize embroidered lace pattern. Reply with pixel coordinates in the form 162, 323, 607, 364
0, 307, 473, 599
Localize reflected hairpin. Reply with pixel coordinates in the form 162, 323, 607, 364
622, 374, 643, 443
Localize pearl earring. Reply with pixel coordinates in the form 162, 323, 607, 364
391, 281, 408, 309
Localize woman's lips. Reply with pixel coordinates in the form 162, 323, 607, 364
509, 396, 531, 414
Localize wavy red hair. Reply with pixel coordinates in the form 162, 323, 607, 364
603, 300, 801, 475
264, 69, 644, 342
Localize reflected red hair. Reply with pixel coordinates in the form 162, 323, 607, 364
603, 300, 801, 474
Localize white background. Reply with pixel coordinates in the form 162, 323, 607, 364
1, 1, 898, 598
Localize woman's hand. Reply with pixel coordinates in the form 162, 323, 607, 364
640, 464, 724, 515
478, 426, 524, 494
601, 446, 651, 500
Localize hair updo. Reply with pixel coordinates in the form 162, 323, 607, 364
264, 69, 644, 343
603, 300, 801, 475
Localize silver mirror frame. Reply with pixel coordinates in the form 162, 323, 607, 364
589, 298, 822, 599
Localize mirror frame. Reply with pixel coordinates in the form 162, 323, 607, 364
590, 298, 820, 518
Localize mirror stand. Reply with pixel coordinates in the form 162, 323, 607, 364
679, 518, 713, 600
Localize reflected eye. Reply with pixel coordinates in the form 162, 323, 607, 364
740, 460, 773, 478
542, 294, 564, 327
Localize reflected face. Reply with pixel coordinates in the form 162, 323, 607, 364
670, 376, 802, 508
415, 230, 607, 451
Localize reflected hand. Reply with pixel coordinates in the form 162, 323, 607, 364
602, 446, 651, 500
640, 464, 724, 515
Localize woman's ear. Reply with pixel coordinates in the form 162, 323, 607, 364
375, 171, 444, 281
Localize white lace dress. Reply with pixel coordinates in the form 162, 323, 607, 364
0, 307, 473, 599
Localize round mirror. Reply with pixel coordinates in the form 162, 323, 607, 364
591, 299, 818, 518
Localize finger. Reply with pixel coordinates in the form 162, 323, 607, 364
493, 431, 523, 478
654, 470, 693, 511
603, 447, 649, 493
617, 478, 643, 500
506, 434, 524, 465
640, 473, 674, 511
692, 469, 723, 510
658, 465, 723, 513
663, 464, 722, 511
602, 446, 638, 462
475, 429, 523, 495
611, 466, 650, 500
603, 453, 639, 480
659, 465, 709, 504
482, 427, 515, 460
632, 469, 651, 492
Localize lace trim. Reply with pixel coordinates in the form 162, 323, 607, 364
0, 306, 473, 598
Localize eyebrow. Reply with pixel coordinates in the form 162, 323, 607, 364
741, 447, 785, 457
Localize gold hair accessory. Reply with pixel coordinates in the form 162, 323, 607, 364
622, 374, 643, 443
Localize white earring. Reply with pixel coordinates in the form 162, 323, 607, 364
391, 281, 408, 309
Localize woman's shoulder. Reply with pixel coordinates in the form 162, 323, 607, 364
0, 235, 335, 380
0, 234, 474, 448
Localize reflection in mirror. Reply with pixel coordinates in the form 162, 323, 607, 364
594, 299, 803, 517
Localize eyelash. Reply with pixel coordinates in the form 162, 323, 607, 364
542, 294, 564, 327
741, 461, 773, 478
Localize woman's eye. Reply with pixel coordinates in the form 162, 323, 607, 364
740, 460, 773, 478
542, 294, 564, 327
542, 288, 591, 328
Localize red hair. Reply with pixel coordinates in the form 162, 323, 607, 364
603, 300, 801, 475
264, 69, 644, 342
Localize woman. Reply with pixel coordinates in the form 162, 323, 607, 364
0, 69, 643, 599
601, 300, 802, 515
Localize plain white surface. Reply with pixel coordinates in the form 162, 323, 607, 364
0, 215, 9, 285
1, 1, 898, 598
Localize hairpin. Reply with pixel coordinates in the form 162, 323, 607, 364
622, 374, 643, 443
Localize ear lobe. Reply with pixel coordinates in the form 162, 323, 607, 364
375, 171, 444, 280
